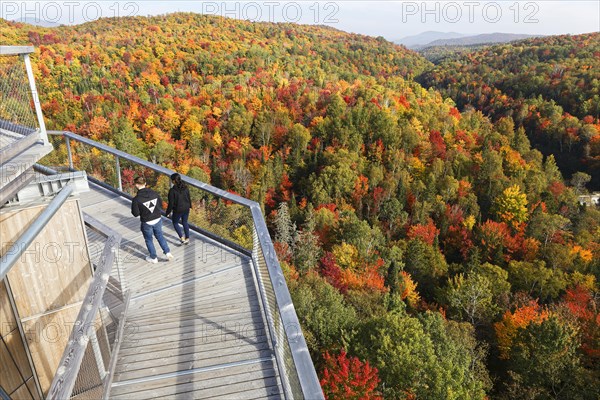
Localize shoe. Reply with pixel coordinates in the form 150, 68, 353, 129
146, 256, 158, 264
165, 252, 174, 261
183, 238, 190, 245
179, 237, 185, 244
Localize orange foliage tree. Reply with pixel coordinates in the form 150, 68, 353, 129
320, 252, 385, 294
407, 219, 439, 246
495, 300, 550, 359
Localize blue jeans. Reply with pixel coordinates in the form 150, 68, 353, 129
141, 219, 170, 259
172, 210, 190, 239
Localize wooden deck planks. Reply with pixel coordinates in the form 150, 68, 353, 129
78, 183, 282, 399
126, 259, 246, 296
125, 304, 264, 328
114, 329, 267, 355
128, 289, 254, 320
114, 347, 276, 382
117, 339, 273, 366
115, 377, 283, 400
119, 312, 267, 343
110, 360, 281, 400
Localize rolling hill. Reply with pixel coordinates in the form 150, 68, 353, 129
418, 33, 600, 189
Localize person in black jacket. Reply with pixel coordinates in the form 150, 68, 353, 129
166, 173, 191, 244
131, 176, 173, 263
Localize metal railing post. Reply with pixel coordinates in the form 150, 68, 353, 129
115, 155, 122, 192
22, 53, 49, 145
65, 137, 73, 169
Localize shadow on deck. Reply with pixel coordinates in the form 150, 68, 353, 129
80, 183, 283, 399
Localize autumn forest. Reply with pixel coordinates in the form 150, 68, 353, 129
1, 14, 599, 399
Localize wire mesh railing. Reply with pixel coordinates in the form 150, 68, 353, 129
0, 54, 38, 133
45, 130, 323, 399
253, 231, 304, 397
0, 47, 48, 159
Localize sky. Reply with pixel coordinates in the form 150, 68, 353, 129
2, 1, 599, 41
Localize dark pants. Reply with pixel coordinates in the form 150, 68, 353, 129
141, 219, 170, 259
172, 210, 190, 239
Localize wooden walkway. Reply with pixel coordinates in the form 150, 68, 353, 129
79, 183, 283, 399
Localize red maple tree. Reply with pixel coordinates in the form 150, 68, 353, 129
320, 350, 382, 400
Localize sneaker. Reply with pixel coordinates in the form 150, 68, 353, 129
165, 252, 174, 261
179, 237, 186, 244
183, 238, 190, 245
146, 256, 158, 264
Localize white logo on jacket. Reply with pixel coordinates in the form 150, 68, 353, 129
142, 199, 157, 213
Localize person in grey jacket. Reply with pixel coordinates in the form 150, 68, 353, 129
131, 176, 173, 263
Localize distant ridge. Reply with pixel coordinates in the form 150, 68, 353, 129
395, 31, 465, 48
397, 31, 541, 49
423, 32, 540, 48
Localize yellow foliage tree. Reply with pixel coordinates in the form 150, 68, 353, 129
332, 242, 359, 270
399, 271, 420, 307
180, 115, 203, 142
160, 108, 181, 133
494, 185, 528, 228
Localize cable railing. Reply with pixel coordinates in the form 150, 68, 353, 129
46, 130, 324, 400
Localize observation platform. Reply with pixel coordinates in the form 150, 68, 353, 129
80, 183, 283, 399
1, 44, 321, 400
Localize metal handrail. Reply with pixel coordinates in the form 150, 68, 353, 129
47, 220, 122, 400
0, 46, 34, 56
0, 183, 73, 280
47, 130, 324, 399
49, 130, 251, 206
